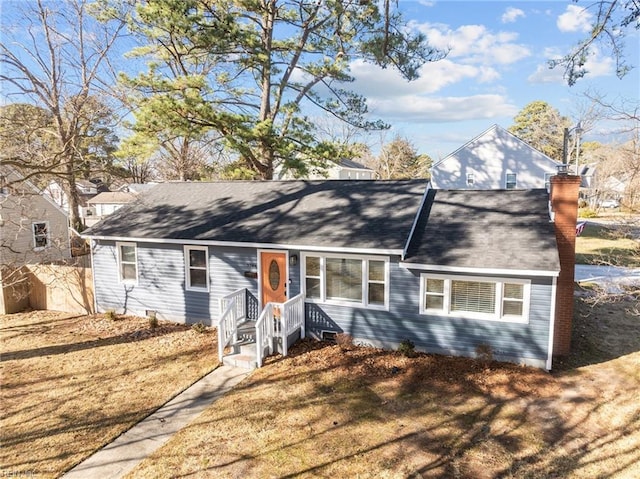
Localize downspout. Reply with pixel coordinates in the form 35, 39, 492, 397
91, 240, 98, 314
401, 181, 431, 261
546, 275, 558, 371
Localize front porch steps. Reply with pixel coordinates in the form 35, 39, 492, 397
222, 321, 258, 370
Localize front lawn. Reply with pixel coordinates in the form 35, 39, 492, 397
575, 221, 640, 267
0, 311, 218, 478
128, 290, 640, 479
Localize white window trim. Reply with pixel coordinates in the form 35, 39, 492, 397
184, 245, 210, 292
419, 273, 530, 324
301, 252, 390, 310
116, 241, 138, 285
32, 221, 50, 251
506, 172, 517, 189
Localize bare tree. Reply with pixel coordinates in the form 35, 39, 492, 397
0, 0, 127, 230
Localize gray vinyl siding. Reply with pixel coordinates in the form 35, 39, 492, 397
93, 241, 259, 325
93, 241, 554, 367
305, 256, 554, 368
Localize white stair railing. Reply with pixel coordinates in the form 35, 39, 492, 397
255, 303, 274, 368
280, 293, 305, 356
217, 288, 247, 362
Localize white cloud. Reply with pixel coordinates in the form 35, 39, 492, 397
557, 5, 592, 33
350, 59, 491, 97
368, 94, 519, 123
414, 22, 530, 65
528, 63, 565, 84
529, 46, 614, 83
501, 7, 525, 24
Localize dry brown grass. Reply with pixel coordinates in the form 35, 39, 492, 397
126, 291, 640, 479
0, 310, 218, 478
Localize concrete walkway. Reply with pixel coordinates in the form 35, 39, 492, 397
62, 365, 250, 479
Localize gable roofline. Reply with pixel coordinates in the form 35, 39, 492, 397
431, 124, 563, 170
1, 166, 69, 217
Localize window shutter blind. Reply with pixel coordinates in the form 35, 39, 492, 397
451, 280, 496, 314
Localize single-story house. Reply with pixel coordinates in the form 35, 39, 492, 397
83, 175, 580, 370
44, 178, 109, 224
85, 191, 139, 227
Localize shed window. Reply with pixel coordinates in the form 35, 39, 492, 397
506, 173, 517, 189
302, 253, 389, 309
184, 246, 209, 291
32, 221, 50, 249
420, 274, 530, 323
117, 242, 138, 284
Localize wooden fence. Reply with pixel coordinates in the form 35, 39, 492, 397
1, 258, 94, 315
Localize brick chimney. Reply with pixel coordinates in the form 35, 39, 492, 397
550, 173, 581, 355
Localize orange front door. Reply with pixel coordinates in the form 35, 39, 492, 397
260, 251, 287, 308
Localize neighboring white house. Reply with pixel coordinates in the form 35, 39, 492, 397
322, 159, 375, 180
276, 159, 375, 180
44, 179, 102, 223
85, 191, 138, 227
431, 124, 562, 190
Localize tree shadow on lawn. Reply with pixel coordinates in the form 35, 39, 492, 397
1, 319, 194, 361
193, 288, 640, 479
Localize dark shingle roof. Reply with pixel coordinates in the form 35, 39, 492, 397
84, 180, 428, 251
404, 189, 559, 272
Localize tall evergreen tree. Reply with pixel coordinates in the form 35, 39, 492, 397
109, 0, 443, 179
509, 101, 572, 163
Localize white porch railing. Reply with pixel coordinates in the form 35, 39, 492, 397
217, 288, 247, 362
255, 293, 305, 367
217, 289, 305, 368
279, 293, 305, 356
255, 303, 275, 368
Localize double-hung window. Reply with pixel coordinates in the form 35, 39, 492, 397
184, 246, 209, 291
420, 274, 530, 323
32, 221, 49, 249
466, 173, 474, 186
506, 173, 517, 189
117, 242, 138, 284
302, 253, 388, 309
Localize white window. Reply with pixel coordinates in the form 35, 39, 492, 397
32, 222, 50, 249
117, 242, 138, 284
302, 253, 389, 309
420, 274, 530, 323
506, 173, 517, 189
184, 245, 209, 291
466, 173, 474, 186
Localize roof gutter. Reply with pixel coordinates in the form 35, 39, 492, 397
398, 261, 560, 278
81, 234, 404, 257
401, 181, 431, 261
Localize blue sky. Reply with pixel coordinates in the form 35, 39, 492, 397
1, 0, 638, 163
348, 1, 640, 160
